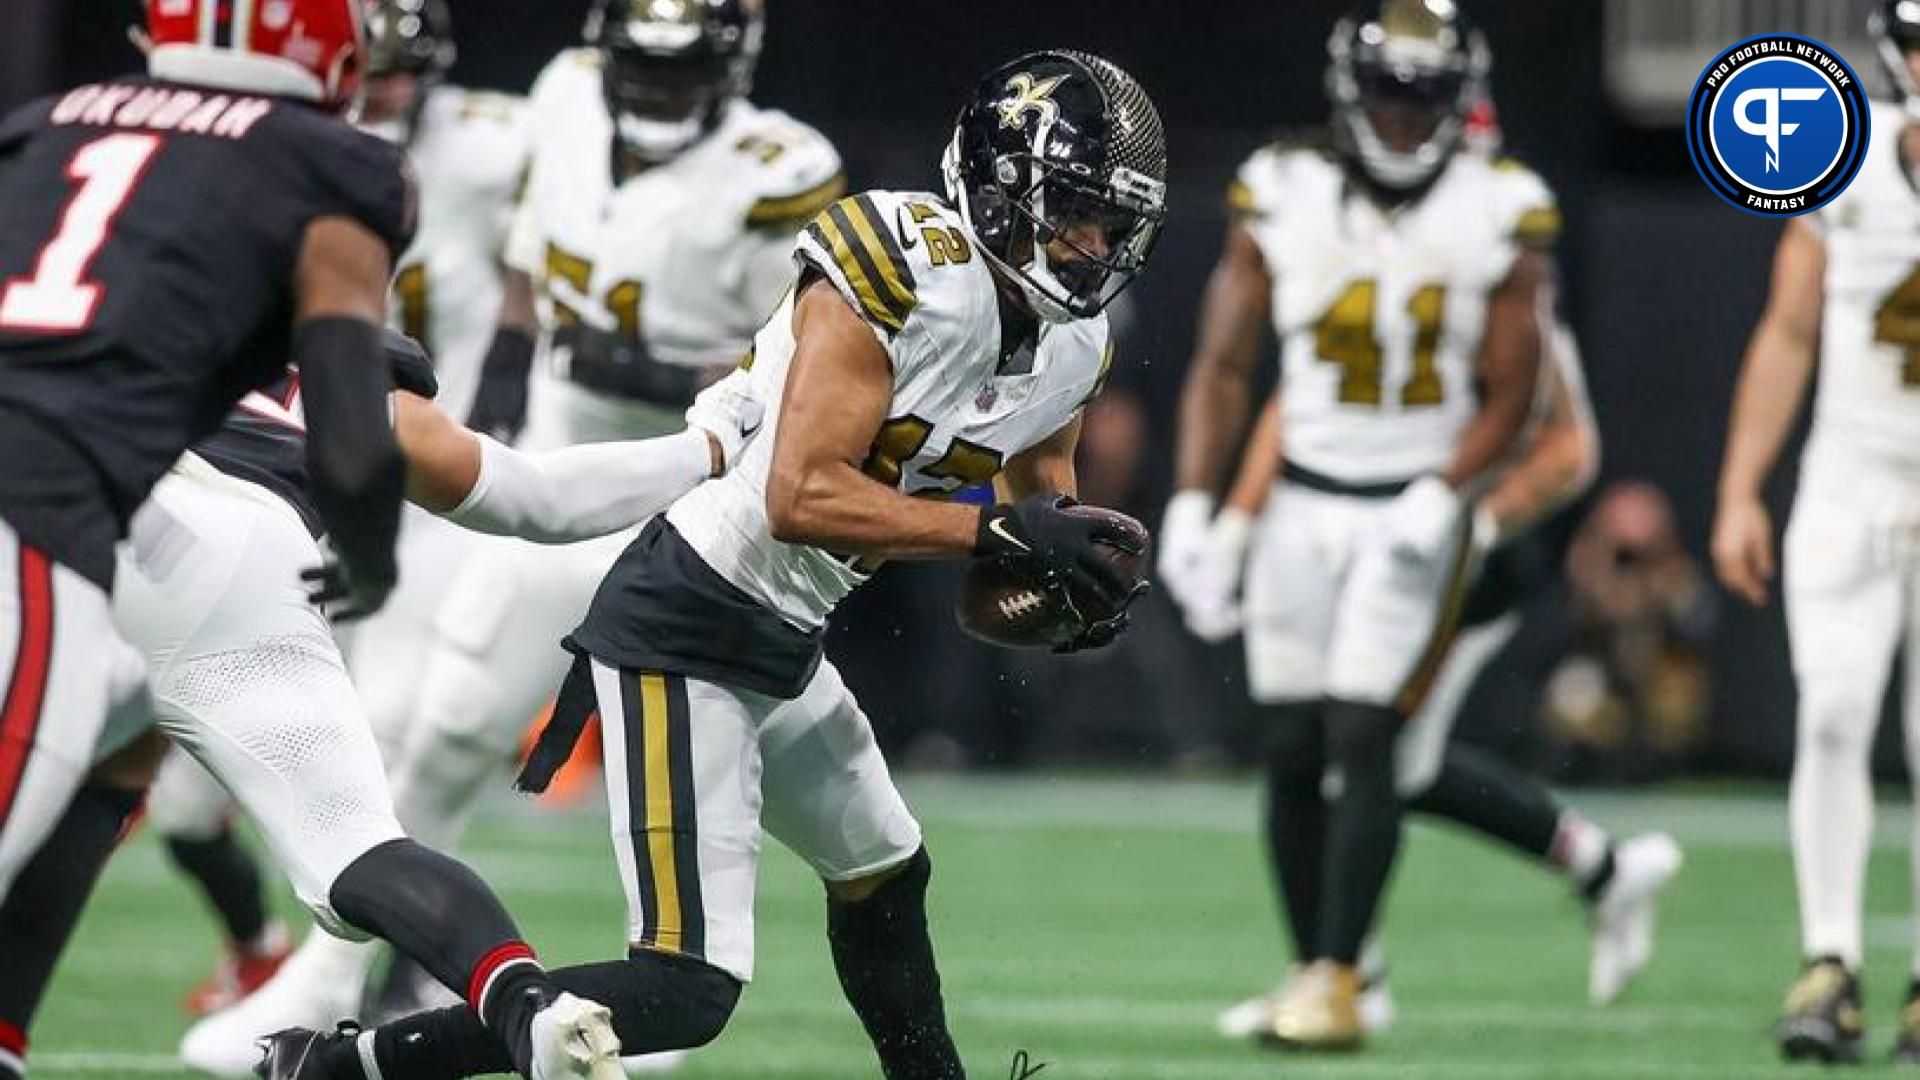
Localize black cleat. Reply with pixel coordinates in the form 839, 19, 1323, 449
254, 1022, 361, 1080
1776, 958, 1864, 1065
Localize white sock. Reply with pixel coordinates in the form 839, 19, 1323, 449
1552, 812, 1611, 888
1791, 728, 1873, 970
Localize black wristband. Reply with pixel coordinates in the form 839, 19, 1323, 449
482, 325, 536, 381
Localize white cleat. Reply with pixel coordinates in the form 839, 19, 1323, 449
528, 992, 624, 1080
1216, 968, 1395, 1040
1588, 832, 1684, 1005
179, 933, 373, 1078
623, 1050, 690, 1074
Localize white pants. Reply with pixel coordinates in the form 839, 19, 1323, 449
0, 522, 131, 901
380, 381, 684, 850
1782, 436, 1920, 963
589, 658, 922, 984
1243, 482, 1476, 711
113, 455, 404, 936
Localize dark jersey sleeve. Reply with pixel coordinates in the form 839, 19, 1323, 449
270, 107, 416, 261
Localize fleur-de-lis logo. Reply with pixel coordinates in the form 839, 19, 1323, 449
995, 72, 1067, 131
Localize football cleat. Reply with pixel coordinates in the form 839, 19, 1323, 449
182, 935, 369, 1078
252, 1022, 359, 1080
528, 992, 625, 1080
1776, 958, 1865, 1064
186, 921, 292, 1016
1588, 832, 1683, 1005
1894, 990, 1920, 1065
625, 1050, 691, 1074
1218, 961, 1394, 1041
1261, 961, 1365, 1053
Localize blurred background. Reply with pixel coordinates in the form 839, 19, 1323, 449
1, 0, 1893, 782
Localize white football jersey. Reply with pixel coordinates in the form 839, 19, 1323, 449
377, 86, 529, 420
1807, 100, 1920, 472
670, 190, 1114, 629
506, 48, 843, 376
1234, 142, 1559, 484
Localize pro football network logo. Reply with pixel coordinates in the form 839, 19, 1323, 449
1685, 34, 1870, 217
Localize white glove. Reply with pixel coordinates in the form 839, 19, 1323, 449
1385, 476, 1465, 563
1157, 490, 1217, 614
684, 369, 765, 474
1183, 508, 1254, 643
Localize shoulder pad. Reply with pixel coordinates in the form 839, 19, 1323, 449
1488, 156, 1561, 252
731, 113, 845, 228
797, 192, 921, 337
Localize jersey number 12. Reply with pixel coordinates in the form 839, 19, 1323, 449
0, 134, 162, 333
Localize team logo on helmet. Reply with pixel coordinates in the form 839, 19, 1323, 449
1685, 34, 1871, 217
995, 72, 1066, 131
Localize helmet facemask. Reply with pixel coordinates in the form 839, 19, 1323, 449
1873, 1, 1920, 123
591, 0, 763, 165
1328, 1, 1489, 192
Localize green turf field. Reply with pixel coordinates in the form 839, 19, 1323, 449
28, 775, 1920, 1078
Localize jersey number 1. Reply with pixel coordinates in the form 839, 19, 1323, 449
0, 134, 162, 333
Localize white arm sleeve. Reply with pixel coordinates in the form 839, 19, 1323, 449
444, 429, 711, 544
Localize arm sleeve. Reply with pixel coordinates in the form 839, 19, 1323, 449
299, 317, 406, 578
443, 427, 712, 544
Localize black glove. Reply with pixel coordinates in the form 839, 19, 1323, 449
465, 326, 535, 443
301, 558, 395, 622
975, 492, 1144, 605
1051, 607, 1134, 654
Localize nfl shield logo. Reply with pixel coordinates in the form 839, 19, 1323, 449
975, 382, 998, 411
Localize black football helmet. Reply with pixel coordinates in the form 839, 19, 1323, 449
357, 0, 454, 140
1872, 0, 1920, 119
1326, 0, 1490, 192
586, 0, 764, 163
943, 50, 1167, 323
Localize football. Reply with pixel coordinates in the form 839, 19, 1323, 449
956, 505, 1150, 649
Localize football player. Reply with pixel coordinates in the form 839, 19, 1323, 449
182, 0, 846, 1062
1712, 0, 1920, 1063
152, 0, 535, 1021
1196, 315, 1684, 1039
256, 49, 1164, 1080
0, 334, 758, 1079
0, 3, 633, 1078
1160, 0, 1548, 1050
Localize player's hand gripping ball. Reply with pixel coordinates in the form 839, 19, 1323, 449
959, 502, 1151, 652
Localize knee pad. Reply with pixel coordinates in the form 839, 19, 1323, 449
1796, 680, 1877, 761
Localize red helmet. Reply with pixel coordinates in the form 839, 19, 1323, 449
144, 0, 368, 113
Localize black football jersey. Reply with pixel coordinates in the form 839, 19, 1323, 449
0, 77, 412, 586
194, 369, 321, 536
